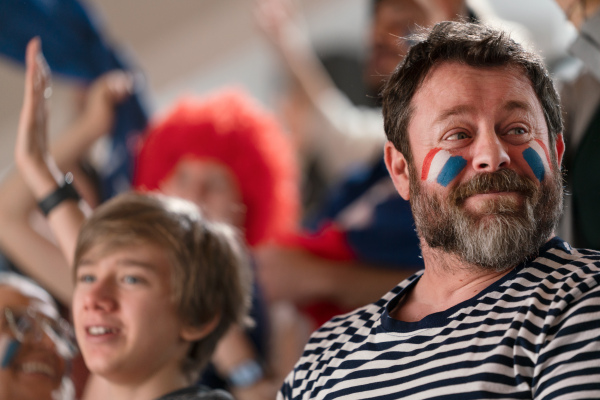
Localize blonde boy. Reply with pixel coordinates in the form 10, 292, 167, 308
72, 192, 251, 399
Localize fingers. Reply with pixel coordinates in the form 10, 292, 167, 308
254, 0, 295, 36
24, 37, 51, 104
22, 37, 51, 125
16, 37, 52, 174
18, 38, 51, 156
94, 70, 135, 105
105, 71, 134, 100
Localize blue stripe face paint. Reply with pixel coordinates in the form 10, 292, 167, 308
522, 147, 545, 182
436, 156, 468, 187
0, 336, 20, 368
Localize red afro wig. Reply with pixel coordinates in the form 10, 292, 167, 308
134, 88, 299, 247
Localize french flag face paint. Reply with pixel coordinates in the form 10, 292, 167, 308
522, 139, 551, 182
0, 334, 20, 368
421, 148, 467, 187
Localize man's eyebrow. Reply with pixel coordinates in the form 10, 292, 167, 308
433, 105, 474, 124
433, 100, 533, 125
503, 100, 532, 113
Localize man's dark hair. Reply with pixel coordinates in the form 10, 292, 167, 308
382, 21, 563, 164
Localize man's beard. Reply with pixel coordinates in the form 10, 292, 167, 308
409, 164, 564, 272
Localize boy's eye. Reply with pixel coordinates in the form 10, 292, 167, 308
77, 274, 95, 284
122, 276, 143, 285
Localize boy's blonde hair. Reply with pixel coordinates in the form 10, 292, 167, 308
73, 192, 252, 378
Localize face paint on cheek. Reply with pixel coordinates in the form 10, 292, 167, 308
421, 148, 467, 187
522, 139, 551, 182
0, 334, 20, 368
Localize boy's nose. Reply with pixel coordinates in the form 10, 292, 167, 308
83, 280, 117, 312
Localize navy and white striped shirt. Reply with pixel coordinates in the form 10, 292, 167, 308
279, 238, 600, 399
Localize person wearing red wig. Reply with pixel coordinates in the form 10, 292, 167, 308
133, 89, 300, 400
134, 89, 299, 248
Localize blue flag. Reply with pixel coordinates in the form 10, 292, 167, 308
0, 0, 149, 200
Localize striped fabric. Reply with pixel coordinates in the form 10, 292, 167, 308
279, 238, 600, 400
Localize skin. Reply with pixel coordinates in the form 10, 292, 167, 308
364, 0, 429, 90
555, 0, 600, 30
384, 62, 565, 322
0, 287, 65, 400
72, 242, 211, 400
159, 158, 245, 228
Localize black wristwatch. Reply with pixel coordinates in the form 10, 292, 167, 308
37, 174, 81, 216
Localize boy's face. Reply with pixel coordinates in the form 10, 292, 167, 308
72, 242, 190, 384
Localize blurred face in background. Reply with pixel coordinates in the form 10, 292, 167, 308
0, 286, 67, 400
159, 157, 246, 228
365, 0, 429, 91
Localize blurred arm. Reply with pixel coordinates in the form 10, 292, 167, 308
255, 244, 418, 309
0, 37, 131, 303
255, 0, 385, 178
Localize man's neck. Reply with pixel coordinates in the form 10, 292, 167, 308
390, 244, 514, 323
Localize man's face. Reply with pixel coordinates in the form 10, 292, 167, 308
159, 157, 245, 228
386, 62, 564, 271
72, 242, 189, 385
365, 0, 428, 91
0, 287, 66, 400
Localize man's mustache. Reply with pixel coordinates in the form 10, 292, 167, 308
449, 169, 538, 206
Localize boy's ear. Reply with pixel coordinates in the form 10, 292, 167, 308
384, 141, 411, 200
181, 314, 220, 342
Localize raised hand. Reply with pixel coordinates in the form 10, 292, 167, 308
15, 37, 52, 176
254, 0, 311, 57
77, 69, 133, 142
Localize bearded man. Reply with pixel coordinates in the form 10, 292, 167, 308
279, 21, 600, 400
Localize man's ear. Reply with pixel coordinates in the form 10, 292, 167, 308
555, 133, 565, 167
181, 314, 220, 342
384, 141, 411, 200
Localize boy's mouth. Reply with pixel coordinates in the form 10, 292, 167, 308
86, 326, 118, 336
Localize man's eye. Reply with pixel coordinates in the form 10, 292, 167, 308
507, 127, 527, 135
447, 131, 469, 141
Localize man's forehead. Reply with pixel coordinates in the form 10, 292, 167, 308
412, 61, 539, 110
420, 61, 530, 87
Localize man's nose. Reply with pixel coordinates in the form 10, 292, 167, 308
471, 131, 510, 172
